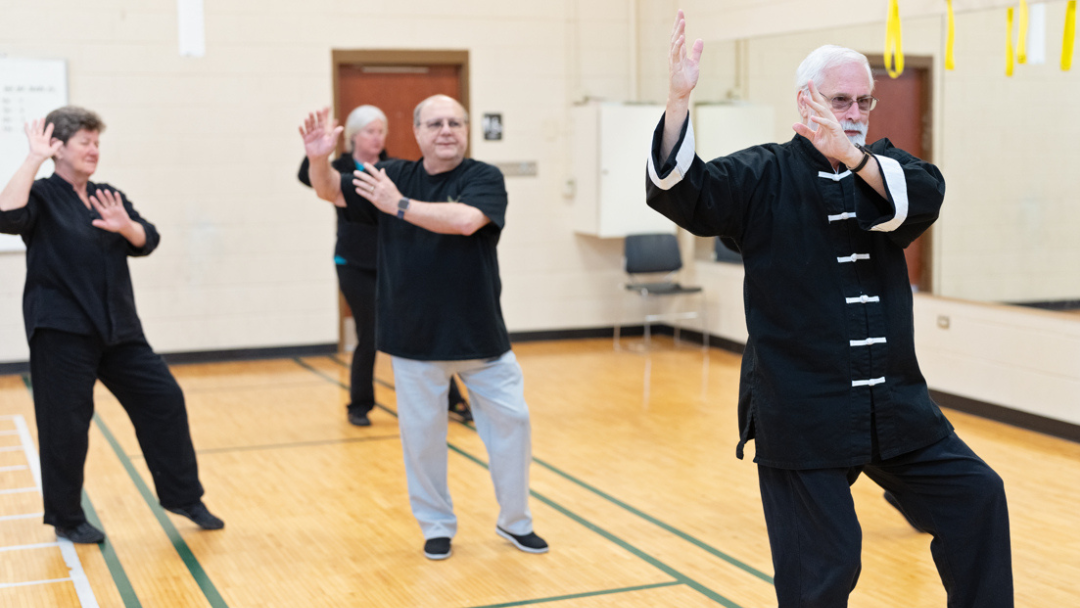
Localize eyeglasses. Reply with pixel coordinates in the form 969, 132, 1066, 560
825, 95, 878, 113
422, 118, 467, 132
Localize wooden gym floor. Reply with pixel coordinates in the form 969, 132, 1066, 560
1, 338, 1077, 607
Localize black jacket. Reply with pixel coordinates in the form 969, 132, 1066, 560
646, 114, 952, 469
0, 174, 159, 345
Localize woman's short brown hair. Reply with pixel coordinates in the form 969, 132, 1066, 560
45, 106, 105, 144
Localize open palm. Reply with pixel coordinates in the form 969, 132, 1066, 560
89, 189, 132, 233
299, 107, 343, 158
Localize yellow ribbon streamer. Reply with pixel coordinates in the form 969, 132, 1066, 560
885, 0, 905, 78
1064, 1, 1077, 71
1017, 0, 1029, 64
945, 0, 956, 70
1007, 7, 1015, 76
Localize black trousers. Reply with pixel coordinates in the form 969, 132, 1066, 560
29, 329, 203, 528
758, 432, 1012, 608
336, 264, 465, 413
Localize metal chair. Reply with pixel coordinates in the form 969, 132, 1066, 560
614, 233, 709, 352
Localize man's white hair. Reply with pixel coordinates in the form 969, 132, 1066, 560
344, 105, 388, 153
794, 45, 874, 93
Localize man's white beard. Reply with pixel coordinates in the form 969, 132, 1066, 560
842, 120, 868, 146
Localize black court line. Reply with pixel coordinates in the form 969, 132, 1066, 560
299, 357, 744, 607
126, 434, 402, 459
325, 354, 774, 584
468, 581, 681, 607
177, 379, 329, 394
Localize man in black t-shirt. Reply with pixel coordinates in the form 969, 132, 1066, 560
300, 96, 547, 561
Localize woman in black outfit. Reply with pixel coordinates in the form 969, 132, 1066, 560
298, 105, 470, 426
0, 108, 223, 543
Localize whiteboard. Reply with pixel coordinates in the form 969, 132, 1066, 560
0, 57, 68, 253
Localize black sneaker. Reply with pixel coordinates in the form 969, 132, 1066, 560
496, 527, 548, 554
423, 537, 452, 560
883, 491, 928, 533
348, 411, 372, 427
166, 502, 225, 530
55, 522, 106, 544
448, 401, 473, 423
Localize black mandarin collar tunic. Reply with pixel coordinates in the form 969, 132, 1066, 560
646, 114, 953, 470
0, 173, 159, 345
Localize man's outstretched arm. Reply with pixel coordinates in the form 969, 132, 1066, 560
350, 164, 491, 236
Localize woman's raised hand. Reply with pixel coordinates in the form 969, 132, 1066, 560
299, 107, 343, 159
25, 118, 62, 161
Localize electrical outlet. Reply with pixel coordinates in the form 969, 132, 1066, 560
937, 315, 950, 329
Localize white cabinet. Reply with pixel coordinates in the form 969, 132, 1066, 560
693, 102, 776, 160
570, 102, 673, 238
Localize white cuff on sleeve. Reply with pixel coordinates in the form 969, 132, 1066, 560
647, 118, 696, 191
870, 155, 909, 232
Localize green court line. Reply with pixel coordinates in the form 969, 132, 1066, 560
81, 490, 143, 608
297, 360, 741, 607
449, 445, 741, 608
21, 375, 143, 608
292, 357, 397, 417
327, 355, 395, 391
92, 413, 230, 608
322, 356, 775, 584
531, 456, 774, 584
468, 581, 681, 608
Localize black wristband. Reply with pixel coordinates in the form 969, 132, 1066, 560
851, 145, 871, 172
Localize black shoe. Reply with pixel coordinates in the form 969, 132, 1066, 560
423, 537, 452, 560
55, 522, 106, 544
166, 502, 225, 530
348, 411, 372, 427
448, 401, 473, 423
883, 491, 928, 533
496, 527, 549, 554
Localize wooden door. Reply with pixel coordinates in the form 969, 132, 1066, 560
866, 58, 933, 292
336, 64, 462, 161
330, 51, 469, 349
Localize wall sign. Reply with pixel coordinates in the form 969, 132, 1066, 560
482, 113, 503, 141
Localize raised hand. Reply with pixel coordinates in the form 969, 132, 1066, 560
792, 80, 857, 162
669, 10, 703, 101
299, 107, 343, 159
25, 118, 63, 161
89, 189, 133, 233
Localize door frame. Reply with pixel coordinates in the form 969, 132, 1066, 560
865, 54, 935, 294
329, 49, 470, 352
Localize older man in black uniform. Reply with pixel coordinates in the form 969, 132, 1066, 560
646, 12, 1012, 607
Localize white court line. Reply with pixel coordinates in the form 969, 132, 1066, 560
0, 577, 73, 589
0, 464, 29, 472
0, 541, 60, 552
9, 414, 99, 607
0, 446, 23, 452
0, 430, 18, 435
0, 487, 37, 495
0, 512, 44, 522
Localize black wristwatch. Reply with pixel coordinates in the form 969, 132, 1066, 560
396, 197, 410, 219
851, 144, 871, 172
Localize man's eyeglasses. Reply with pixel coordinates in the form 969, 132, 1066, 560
825, 95, 878, 113
422, 118, 467, 132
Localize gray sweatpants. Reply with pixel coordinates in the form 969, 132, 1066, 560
391, 350, 534, 540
